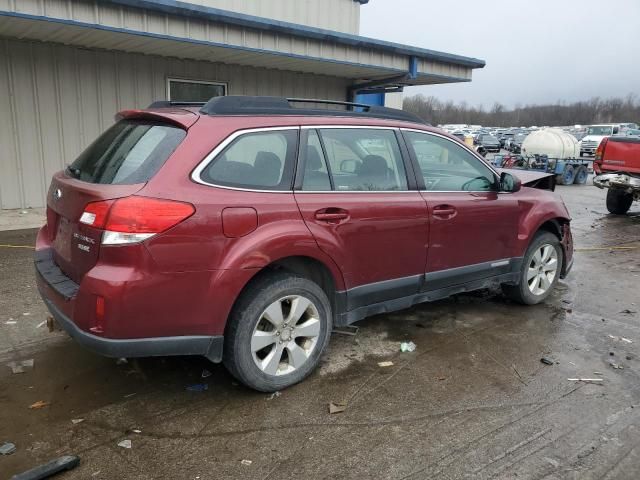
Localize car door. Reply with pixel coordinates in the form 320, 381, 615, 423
402, 129, 521, 290
294, 127, 428, 311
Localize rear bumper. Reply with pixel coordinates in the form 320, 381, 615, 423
40, 292, 224, 362
35, 247, 224, 362
594, 173, 640, 195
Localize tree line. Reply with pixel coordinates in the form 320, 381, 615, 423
403, 94, 640, 127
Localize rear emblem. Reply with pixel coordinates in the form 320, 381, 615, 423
53, 188, 62, 201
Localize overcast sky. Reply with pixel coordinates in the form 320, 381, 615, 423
360, 0, 640, 108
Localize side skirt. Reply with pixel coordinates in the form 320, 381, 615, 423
334, 258, 522, 327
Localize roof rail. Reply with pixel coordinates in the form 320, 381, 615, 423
195, 96, 426, 124
148, 100, 206, 108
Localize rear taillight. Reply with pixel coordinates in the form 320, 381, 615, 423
594, 137, 608, 163
80, 196, 195, 245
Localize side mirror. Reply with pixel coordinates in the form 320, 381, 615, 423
500, 171, 521, 192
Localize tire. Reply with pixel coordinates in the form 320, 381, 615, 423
223, 272, 332, 392
606, 189, 633, 215
573, 166, 588, 185
557, 165, 575, 185
502, 231, 563, 305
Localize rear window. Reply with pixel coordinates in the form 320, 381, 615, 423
67, 120, 186, 184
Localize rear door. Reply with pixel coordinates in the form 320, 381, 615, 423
294, 127, 428, 310
402, 129, 520, 289
47, 119, 187, 283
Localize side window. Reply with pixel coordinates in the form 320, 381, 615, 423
200, 130, 297, 190
302, 130, 331, 191
404, 131, 496, 191
318, 129, 408, 191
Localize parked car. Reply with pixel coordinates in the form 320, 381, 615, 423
506, 133, 528, 153
579, 124, 637, 156
593, 136, 640, 214
478, 134, 502, 152
499, 131, 516, 148
35, 96, 574, 392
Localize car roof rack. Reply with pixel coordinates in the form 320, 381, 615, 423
147, 100, 207, 108
156, 96, 425, 124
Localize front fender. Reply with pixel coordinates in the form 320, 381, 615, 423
515, 189, 571, 256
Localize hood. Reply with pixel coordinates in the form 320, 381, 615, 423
497, 168, 555, 189
581, 135, 607, 142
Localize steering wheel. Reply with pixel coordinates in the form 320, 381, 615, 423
461, 176, 492, 191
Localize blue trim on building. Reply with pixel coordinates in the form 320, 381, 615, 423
409, 56, 418, 80
103, 0, 485, 68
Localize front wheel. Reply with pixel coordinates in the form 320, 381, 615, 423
502, 232, 563, 305
223, 272, 332, 392
606, 189, 633, 214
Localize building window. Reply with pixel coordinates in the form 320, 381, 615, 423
167, 78, 226, 103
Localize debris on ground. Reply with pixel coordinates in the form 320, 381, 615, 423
10, 455, 80, 479
267, 391, 281, 400
131, 429, 142, 434
609, 362, 624, 370
400, 341, 417, 353
333, 326, 359, 336
608, 335, 633, 343
540, 357, 554, 365
29, 400, 50, 409
7, 359, 34, 374
4, 320, 17, 325
593, 372, 603, 375
22, 312, 31, 316
328, 402, 347, 414
620, 309, 637, 315
71, 419, 84, 425
117, 439, 132, 449
415, 323, 426, 328
116, 358, 128, 365
378, 361, 394, 367
567, 378, 603, 383
36, 320, 46, 328
0, 442, 16, 455
240, 459, 252, 466
626, 355, 633, 361
201, 369, 212, 378
186, 383, 208, 392
437, 376, 447, 381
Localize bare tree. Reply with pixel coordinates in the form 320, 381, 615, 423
403, 94, 640, 127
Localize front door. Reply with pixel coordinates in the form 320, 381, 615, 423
402, 130, 520, 290
294, 127, 428, 310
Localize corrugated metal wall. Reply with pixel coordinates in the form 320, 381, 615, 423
0, 38, 350, 209
189, 0, 361, 34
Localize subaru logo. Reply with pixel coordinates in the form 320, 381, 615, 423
53, 188, 62, 201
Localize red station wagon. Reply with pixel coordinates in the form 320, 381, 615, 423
36, 96, 573, 391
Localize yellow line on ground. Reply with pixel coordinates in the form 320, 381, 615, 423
575, 246, 639, 252
0, 244, 35, 249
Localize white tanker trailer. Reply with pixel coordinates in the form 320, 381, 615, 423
494, 128, 591, 185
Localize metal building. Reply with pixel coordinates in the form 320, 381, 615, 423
0, 0, 485, 210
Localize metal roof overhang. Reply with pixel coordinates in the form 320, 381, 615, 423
0, 8, 482, 86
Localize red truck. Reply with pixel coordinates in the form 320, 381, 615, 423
593, 136, 640, 214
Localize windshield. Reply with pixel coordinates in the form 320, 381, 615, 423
67, 120, 186, 184
587, 126, 614, 136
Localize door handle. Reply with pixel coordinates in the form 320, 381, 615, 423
433, 205, 457, 218
314, 208, 349, 223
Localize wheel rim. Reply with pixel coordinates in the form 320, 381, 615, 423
527, 244, 559, 295
251, 295, 321, 376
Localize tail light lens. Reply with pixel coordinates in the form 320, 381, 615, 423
80, 196, 195, 245
594, 137, 608, 163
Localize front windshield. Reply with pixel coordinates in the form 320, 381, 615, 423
587, 126, 614, 135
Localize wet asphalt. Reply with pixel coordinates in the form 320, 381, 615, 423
1, 180, 639, 479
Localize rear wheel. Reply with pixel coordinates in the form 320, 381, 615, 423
502, 231, 563, 305
606, 189, 633, 215
557, 165, 575, 185
573, 166, 588, 184
223, 272, 332, 392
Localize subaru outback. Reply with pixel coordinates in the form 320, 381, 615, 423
35, 96, 573, 391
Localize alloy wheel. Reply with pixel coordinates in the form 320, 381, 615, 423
527, 244, 559, 295
251, 295, 321, 376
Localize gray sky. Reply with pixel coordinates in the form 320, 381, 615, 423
360, 0, 640, 108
